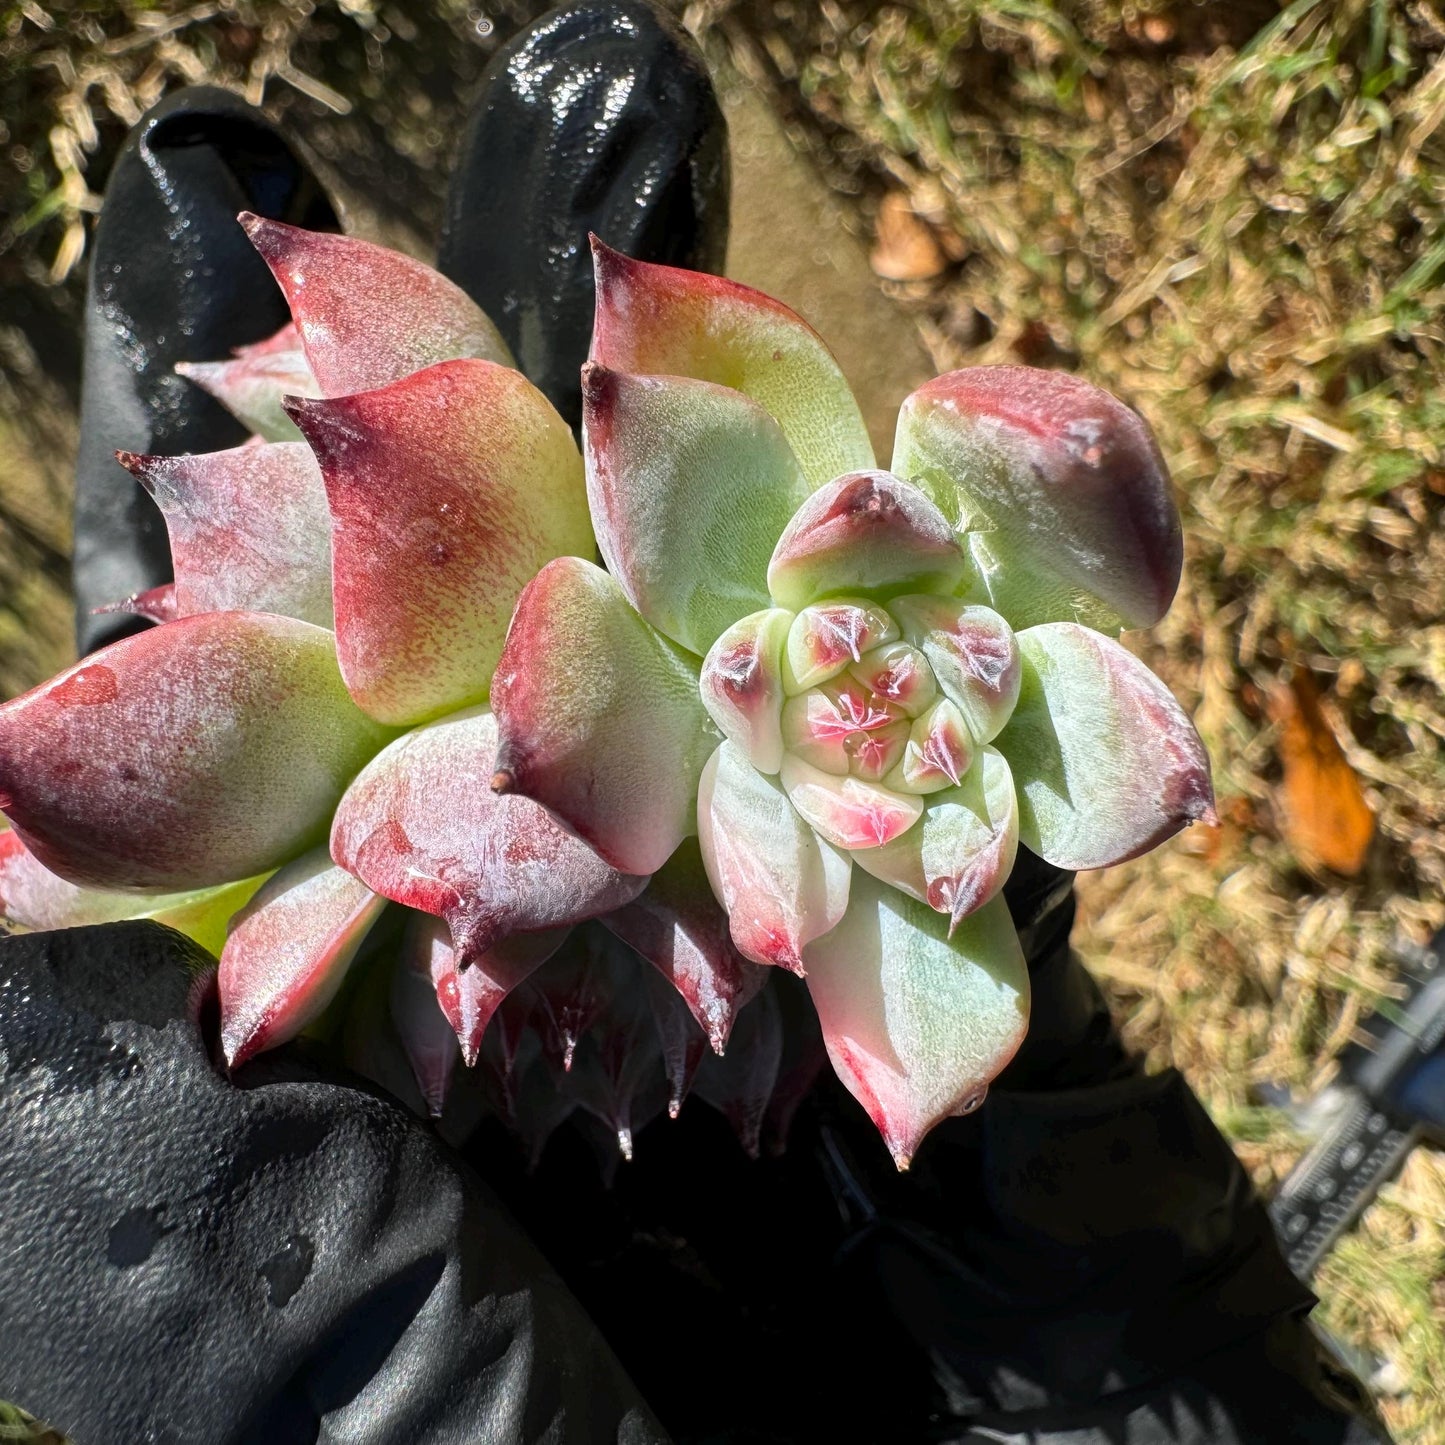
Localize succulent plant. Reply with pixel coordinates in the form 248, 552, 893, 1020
0, 220, 1211, 1169
0, 219, 744, 1142
488, 242, 1215, 1165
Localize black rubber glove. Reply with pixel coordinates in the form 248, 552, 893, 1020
73, 86, 337, 654
0, 923, 664, 1445
437, 0, 728, 428
473, 859, 1391, 1445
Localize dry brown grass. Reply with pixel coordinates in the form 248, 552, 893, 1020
3, 0, 1445, 1437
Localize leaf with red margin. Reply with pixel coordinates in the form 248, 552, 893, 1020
0, 829, 266, 954
391, 912, 461, 1115
890, 595, 1021, 745
0, 613, 394, 891
92, 584, 178, 626
599, 838, 767, 1056
118, 442, 332, 626
891, 367, 1182, 632
176, 323, 320, 442
855, 746, 1019, 929
330, 705, 647, 968
590, 239, 874, 487
491, 558, 714, 876
767, 471, 966, 611
288, 359, 591, 726
803, 876, 1029, 1169
219, 846, 388, 1066
241, 215, 512, 396
582, 364, 810, 654
422, 914, 566, 1069
697, 741, 852, 972
699, 609, 793, 775
993, 622, 1215, 869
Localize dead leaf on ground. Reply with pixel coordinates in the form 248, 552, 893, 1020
1268, 667, 1375, 877
870, 191, 950, 282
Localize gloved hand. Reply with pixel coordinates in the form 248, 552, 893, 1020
478, 856, 1391, 1445
2, 2, 1395, 1441
72, 85, 337, 653
0, 921, 664, 1444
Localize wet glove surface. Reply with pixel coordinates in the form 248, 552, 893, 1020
438, 0, 729, 428
73, 86, 336, 653
0, 923, 664, 1445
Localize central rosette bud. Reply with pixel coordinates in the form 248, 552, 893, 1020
697, 470, 1027, 861
776, 600, 975, 846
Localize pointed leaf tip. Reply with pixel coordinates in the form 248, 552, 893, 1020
856, 747, 1019, 928
433, 927, 565, 1067
242, 216, 513, 396
590, 244, 873, 487
392, 914, 460, 1115
115, 442, 332, 626
91, 583, 177, 625
291, 359, 590, 726
601, 838, 766, 1056
219, 847, 386, 1067
175, 321, 320, 441
804, 876, 1028, 1167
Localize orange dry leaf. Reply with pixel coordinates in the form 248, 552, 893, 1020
870, 191, 949, 282
1268, 668, 1375, 876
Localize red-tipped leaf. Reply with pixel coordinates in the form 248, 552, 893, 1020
591, 240, 873, 486
0, 613, 393, 891
241, 214, 512, 396
767, 471, 966, 610
892, 367, 1182, 631
330, 705, 647, 967
288, 359, 590, 725
118, 442, 332, 626
599, 838, 767, 1055
176, 323, 320, 441
219, 846, 387, 1066
803, 876, 1029, 1169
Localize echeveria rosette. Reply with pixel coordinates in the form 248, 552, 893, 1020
492, 241, 1215, 1167
0, 217, 773, 1143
